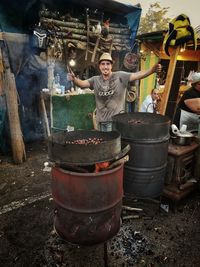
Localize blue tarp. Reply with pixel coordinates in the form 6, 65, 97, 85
126, 8, 142, 48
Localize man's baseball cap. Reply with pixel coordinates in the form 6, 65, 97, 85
191, 72, 200, 84
99, 53, 113, 64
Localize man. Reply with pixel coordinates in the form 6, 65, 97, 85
140, 88, 160, 113
173, 72, 200, 132
68, 52, 161, 131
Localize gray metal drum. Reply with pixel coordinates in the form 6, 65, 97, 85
112, 112, 170, 198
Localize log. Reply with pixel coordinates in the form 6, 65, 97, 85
122, 205, 143, 212
40, 17, 86, 29
103, 38, 130, 45
39, 10, 81, 23
110, 33, 130, 39
5, 71, 26, 163
57, 32, 87, 41
58, 26, 87, 35
64, 39, 87, 50
52, 32, 130, 46
122, 215, 140, 220
109, 22, 129, 29
43, 24, 130, 37
40, 17, 131, 51
40, 17, 130, 35
1, 44, 26, 163
47, 38, 128, 52
113, 44, 130, 51
40, 17, 130, 31
41, 21, 87, 35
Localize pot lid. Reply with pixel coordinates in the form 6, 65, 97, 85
177, 132, 194, 137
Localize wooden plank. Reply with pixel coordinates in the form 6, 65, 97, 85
160, 46, 180, 115
40, 93, 51, 138
0, 32, 29, 42
159, 48, 200, 61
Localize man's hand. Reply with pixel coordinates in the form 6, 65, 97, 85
184, 98, 200, 114
67, 72, 75, 81
67, 69, 90, 88
67, 66, 75, 81
152, 63, 162, 74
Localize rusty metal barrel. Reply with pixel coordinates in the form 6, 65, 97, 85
113, 112, 170, 198
51, 164, 124, 246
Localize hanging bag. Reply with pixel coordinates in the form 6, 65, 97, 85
163, 14, 197, 56
31, 27, 48, 51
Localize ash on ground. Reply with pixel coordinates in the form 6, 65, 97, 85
107, 223, 153, 266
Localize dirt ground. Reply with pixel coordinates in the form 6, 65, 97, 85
0, 140, 200, 267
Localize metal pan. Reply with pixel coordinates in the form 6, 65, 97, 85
112, 112, 170, 141
171, 132, 194, 146
48, 130, 122, 165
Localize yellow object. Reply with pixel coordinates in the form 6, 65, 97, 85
163, 14, 198, 56
139, 48, 158, 110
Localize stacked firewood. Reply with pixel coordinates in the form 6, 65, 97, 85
39, 9, 132, 52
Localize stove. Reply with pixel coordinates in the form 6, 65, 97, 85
163, 141, 199, 201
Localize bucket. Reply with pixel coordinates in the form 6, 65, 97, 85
51, 164, 124, 246
113, 112, 170, 198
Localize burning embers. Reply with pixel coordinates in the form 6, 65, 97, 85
65, 137, 104, 145
64, 137, 122, 172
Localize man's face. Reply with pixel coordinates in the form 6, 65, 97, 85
151, 89, 160, 101
99, 61, 112, 76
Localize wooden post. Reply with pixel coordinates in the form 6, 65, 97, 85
4, 70, 26, 163
1, 44, 26, 163
47, 47, 55, 131
91, 36, 100, 63
160, 46, 180, 115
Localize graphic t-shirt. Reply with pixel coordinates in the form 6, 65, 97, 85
88, 71, 131, 122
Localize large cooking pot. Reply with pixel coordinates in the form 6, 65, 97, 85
112, 112, 170, 140
171, 132, 195, 146
48, 130, 123, 165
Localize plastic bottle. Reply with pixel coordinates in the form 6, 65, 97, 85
55, 73, 60, 85
54, 74, 61, 94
